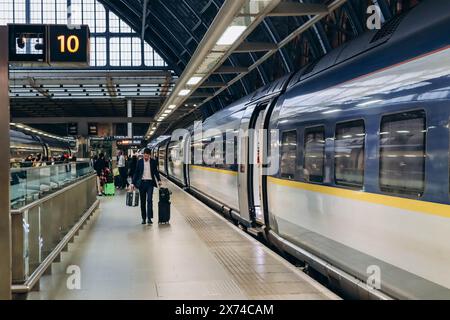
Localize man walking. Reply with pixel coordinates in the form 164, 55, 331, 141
131, 148, 162, 225
117, 151, 127, 189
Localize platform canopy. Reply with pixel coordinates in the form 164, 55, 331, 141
4, 0, 422, 139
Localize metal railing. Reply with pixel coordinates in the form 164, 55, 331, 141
10, 163, 99, 295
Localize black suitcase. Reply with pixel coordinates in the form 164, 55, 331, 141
126, 190, 139, 207
159, 187, 171, 202
158, 188, 171, 224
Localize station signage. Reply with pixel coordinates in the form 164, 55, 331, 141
68, 123, 78, 136
117, 139, 142, 146
88, 123, 98, 136
48, 25, 90, 65
8, 24, 90, 66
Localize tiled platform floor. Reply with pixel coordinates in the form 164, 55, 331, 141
28, 179, 339, 300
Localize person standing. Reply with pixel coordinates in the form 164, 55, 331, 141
117, 151, 127, 189
131, 148, 162, 225
128, 155, 138, 185
94, 153, 106, 196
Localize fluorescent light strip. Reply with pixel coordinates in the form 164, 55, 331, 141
179, 89, 191, 96
187, 76, 203, 86
216, 25, 247, 46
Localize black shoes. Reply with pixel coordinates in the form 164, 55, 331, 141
141, 220, 146, 225
147, 219, 153, 225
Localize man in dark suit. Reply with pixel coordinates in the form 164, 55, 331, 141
131, 148, 162, 225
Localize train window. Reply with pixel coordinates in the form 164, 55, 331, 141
280, 130, 297, 179
379, 110, 426, 197
304, 126, 325, 183
335, 120, 365, 188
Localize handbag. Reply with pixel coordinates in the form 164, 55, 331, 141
126, 190, 139, 207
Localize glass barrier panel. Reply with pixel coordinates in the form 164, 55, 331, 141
10, 162, 94, 209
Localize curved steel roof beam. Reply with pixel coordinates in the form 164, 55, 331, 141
98, 0, 179, 73
173, 0, 349, 124
262, 19, 293, 73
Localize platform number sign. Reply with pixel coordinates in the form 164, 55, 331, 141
48, 25, 89, 65
8, 24, 90, 65
58, 35, 80, 53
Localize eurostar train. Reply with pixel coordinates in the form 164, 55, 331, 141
153, 0, 450, 299
10, 129, 72, 167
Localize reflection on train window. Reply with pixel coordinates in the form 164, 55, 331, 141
335, 120, 365, 188
191, 139, 203, 165
380, 110, 426, 197
304, 126, 325, 183
280, 131, 297, 179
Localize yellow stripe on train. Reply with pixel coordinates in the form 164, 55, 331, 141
191, 165, 239, 176
267, 176, 450, 219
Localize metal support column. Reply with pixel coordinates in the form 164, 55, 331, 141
0, 26, 12, 300
127, 99, 133, 138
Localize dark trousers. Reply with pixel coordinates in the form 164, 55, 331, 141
119, 167, 127, 188
139, 181, 154, 221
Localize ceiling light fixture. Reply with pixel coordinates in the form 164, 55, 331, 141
179, 89, 191, 96
216, 25, 247, 46
187, 76, 203, 86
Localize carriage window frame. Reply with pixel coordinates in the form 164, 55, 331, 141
304, 126, 326, 184
379, 110, 426, 198
334, 120, 366, 189
280, 130, 298, 180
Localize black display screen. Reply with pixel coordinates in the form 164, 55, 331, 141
68, 123, 78, 136
48, 25, 90, 65
88, 123, 98, 136
8, 24, 47, 63
8, 24, 90, 66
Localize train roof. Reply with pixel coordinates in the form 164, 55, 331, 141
201, 74, 293, 131
287, 0, 450, 91
10, 129, 40, 144
276, 0, 450, 123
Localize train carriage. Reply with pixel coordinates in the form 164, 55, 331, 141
160, 0, 450, 299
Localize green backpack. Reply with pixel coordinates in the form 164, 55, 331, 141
104, 183, 115, 196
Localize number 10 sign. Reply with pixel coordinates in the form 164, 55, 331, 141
48, 25, 90, 66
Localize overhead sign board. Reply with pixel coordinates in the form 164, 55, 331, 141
8, 24, 47, 63
48, 25, 90, 65
8, 24, 90, 66
117, 139, 142, 146
88, 123, 98, 136
68, 123, 78, 136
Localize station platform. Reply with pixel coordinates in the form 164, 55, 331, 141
27, 178, 339, 300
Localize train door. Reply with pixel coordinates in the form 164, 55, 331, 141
183, 134, 191, 187
249, 104, 269, 225
237, 102, 269, 226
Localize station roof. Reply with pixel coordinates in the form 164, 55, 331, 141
9, 0, 422, 140
99, 0, 419, 139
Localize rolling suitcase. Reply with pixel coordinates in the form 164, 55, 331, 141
126, 190, 139, 207
158, 187, 171, 224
